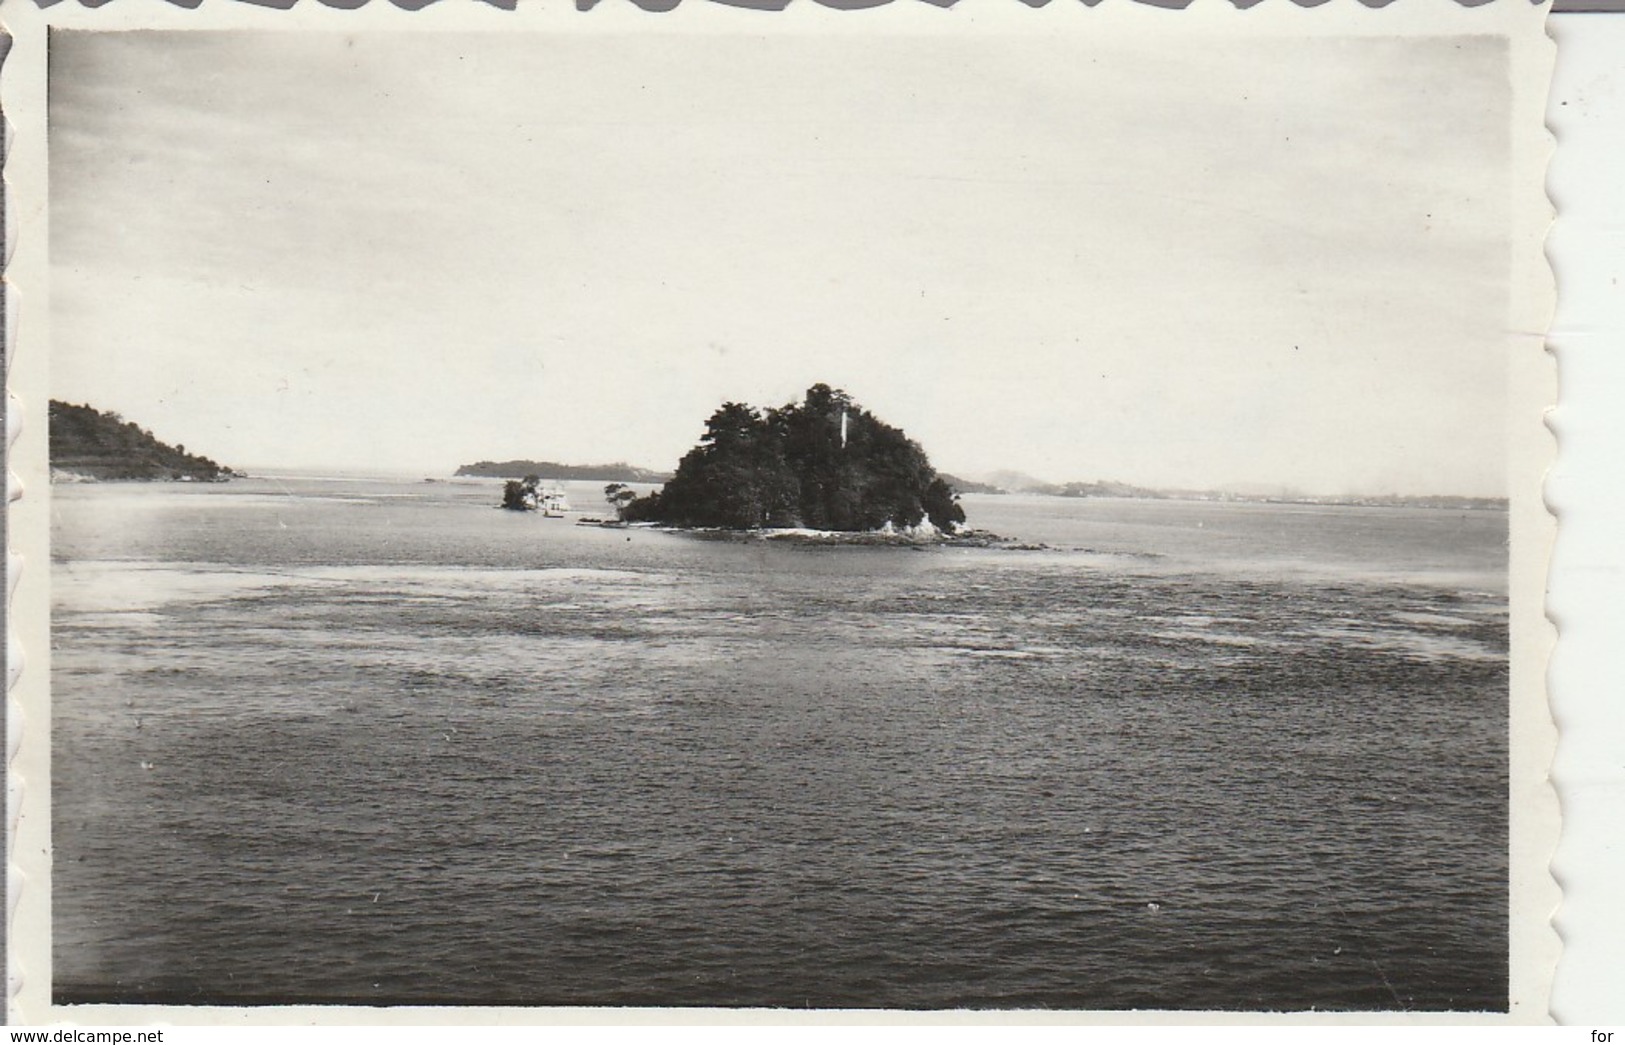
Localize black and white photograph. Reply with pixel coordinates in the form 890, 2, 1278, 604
5, 0, 1559, 1022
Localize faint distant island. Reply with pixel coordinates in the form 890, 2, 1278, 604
456, 460, 673, 483
964, 471, 1506, 511
49, 400, 236, 482
935, 473, 1005, 496
610, 384, 966, 534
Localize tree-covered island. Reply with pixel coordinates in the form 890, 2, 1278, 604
49, 400, 235, 482
612, 384, 966, 534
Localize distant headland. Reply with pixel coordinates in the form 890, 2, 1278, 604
455, 460, 673, 484
49, 401, 236, 482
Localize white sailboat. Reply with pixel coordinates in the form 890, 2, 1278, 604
537, 484, 571, 517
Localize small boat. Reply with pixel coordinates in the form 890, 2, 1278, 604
538, 485, 571, 517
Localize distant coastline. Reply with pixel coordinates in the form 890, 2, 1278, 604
947, 473, 1506, 511
455, 460, 672, 484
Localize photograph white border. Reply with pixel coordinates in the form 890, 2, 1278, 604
3, 0, 1560, 1026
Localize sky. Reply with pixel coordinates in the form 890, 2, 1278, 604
48, 28, 1513, 496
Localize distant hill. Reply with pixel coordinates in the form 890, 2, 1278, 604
456, 460, 673, 483
978, 469, 1053, 494
49, 401, 234, 482
938, 473, 1006, 496
1048, 479, 1179, 499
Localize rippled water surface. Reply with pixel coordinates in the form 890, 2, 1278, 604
52, 478, 1508, 1010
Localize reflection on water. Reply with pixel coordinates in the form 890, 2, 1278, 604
52, 479, 1508, 1010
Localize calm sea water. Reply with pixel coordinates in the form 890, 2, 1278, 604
51, 478, 1508, 1010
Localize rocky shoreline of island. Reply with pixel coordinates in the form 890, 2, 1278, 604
573, 517, 1048, 551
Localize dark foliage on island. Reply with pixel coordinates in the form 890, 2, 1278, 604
49, 401, 233, 482
617, 384, 966, 533
457, 460, 672, 483
502, 475, 541, 511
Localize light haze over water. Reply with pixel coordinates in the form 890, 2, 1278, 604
53, 479, 1507, 1009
